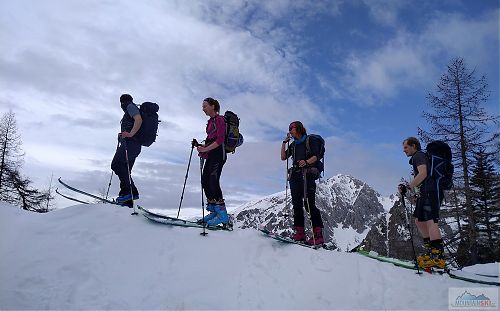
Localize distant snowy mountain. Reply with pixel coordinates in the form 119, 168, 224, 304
0, 202, 491, 309
234, 174, 396, 251
231, 173, 458, 262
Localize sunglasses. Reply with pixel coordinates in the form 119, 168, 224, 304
289, 125, 296, 131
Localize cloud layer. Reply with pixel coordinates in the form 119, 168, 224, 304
1, 1, 497, 213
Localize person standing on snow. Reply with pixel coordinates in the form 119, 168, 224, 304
196, 97, 229, 226
399, 137, 445, 269
281, 121, 324, 245
111, 94, 142, 205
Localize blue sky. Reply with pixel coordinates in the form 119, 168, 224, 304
0, 0, 498, 213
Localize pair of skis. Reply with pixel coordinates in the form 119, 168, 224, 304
259, 228, 334, 250
356, 249, 499, 286
57, 178, 128, 206
138, 205, 233, 231
57, 178, 232, 231
260, 228, 499, 286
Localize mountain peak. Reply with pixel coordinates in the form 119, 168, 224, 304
234, 174, 387, 251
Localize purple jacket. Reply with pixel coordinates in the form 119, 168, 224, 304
206, 115, 226, 145
199, 115, 225, 159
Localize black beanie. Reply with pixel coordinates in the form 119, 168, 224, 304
120, 94, 133, 104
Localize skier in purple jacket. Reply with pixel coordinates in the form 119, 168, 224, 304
196, 97, 228, 226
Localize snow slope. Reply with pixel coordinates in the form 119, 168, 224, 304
0, 202, 495, 310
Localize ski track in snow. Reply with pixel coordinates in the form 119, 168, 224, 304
0, 202, 496, 310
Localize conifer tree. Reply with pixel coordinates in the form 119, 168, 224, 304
419, 57, 499, 265
0, 111, 52, 212
469, 149, 499, 262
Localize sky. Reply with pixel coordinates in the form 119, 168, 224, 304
1, 0, 498, 213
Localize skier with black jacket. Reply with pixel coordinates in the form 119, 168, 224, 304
281, 121, 324, 246
111, 94, 142, 205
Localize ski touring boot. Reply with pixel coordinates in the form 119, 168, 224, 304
417, 238, 431, 268
197, 201, 217, 224
306, 227, 324, 247
292, 226, 305, 242
206, 203, 230, 228
115, 193, 139, 207
419, 244, 446, 273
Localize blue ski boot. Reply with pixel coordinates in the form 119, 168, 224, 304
116, 193, 139, 205
116, 194, 132, 204
207, 204, 229, 226
198, 203, 217, 223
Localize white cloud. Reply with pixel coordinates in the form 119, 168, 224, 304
328, 9, 499, 106
422, 11, 499, 69
2, 1, 496, 212
0, 0, 339, 209
362, 0, 409, 27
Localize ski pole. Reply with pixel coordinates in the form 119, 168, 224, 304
302, 167, 316, 244
105, 140, 120, 200
200, 157, 207, 236
105, 171, 113, 200
285, 140, 290, 215
176, 140, 196, 218
123, 139, 138, 216
400, 189, 421, 274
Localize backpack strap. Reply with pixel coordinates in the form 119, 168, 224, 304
305, 135, 319, 158
305, 136, 311, 157
305, 135, 325, 179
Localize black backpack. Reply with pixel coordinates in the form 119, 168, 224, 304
223, 111, 243, 154
135, 102, 160, 147
425, 140, 454, 191
305, 134, 326, 176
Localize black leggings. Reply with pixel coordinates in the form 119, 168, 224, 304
111, 139, 141, 196
289, 170, 323, 228
202, 146, 226, 202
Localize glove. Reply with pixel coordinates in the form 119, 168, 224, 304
398, 184, 407, 195
282, 133, 291, 144
191, 139, 200, 148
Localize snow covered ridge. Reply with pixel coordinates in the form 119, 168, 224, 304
0, 202, 495, 310
233, 174, 397, 252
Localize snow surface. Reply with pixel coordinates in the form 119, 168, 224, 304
0, 202, 496, 310
378, 194, 398, 213
331, 225, 371, 252
462, 263, 499, 277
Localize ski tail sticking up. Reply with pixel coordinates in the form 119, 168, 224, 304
55, 188, 90, 204
57, 177, 132, 207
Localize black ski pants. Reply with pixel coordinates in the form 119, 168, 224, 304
111, 139, 141, 196
202, 145, 226, 202
289, 170, 324, 228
